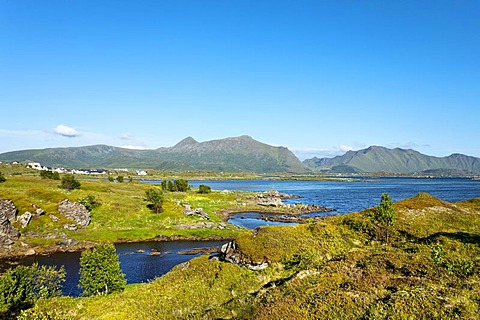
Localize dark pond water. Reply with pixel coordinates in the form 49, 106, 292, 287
8, 240, 225, 296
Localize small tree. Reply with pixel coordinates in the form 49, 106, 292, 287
198, 184, 211, 194
167, 180, 174, 192
32, 264, 66, 299
78, 244, 126, 296
116, 175, 124, 183
368, 193, 395, 245
0, 171, 5, 183
145, 188, 164, 213
161, 179, 167, 191
174, 179, 190, 192
60, 174, 81, 191
108, 175, 114, 182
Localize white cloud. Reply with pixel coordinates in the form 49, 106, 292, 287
53, 125, 80, 138
120, 145, 147, 150
340, 145, 354, 152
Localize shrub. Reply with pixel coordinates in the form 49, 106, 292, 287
60, 174, 81, 191
116, 176, 124, 183
0, 264, 65, 318
78, 244, 126, 296
198, 184, 212, 194
39, 170, 60, 180
144, 188, 164, 213
0, 171, 5, 183
78, 195, 101, 212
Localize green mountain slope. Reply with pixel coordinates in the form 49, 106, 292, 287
0, 136, 308, 173
304, 146, 480, 175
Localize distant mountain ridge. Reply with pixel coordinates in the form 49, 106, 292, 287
303, 146, 480, 175
0, 136, 308, 174
2, 139, 479, 175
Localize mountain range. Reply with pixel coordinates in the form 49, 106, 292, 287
0, 136, 479, 175
303, 145, 480, 175
0, 136, 307, 173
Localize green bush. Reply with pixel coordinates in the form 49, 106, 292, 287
0, 171, 6, 183
0, 264, 65, 318
60, 174, 81, 191
78, 244, 126, 296
198, 184, 212, 194
78, 195, 101, 212
144, 188, 164, 213
39, 170, 60, 180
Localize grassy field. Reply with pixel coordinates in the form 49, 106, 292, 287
18, 192, 480, 319
0, 174, 251, 256
0, 172, 325, 257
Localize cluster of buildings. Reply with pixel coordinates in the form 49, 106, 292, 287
26, 162, 148, 176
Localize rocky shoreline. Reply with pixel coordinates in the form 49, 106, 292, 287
0, 190, 333, 263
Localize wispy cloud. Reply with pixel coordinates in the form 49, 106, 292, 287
53, 125, 80, 138
339, 145, 353, 152
293, 145, 358, 160
117, 132, 147, 150
120, 145, 147, 150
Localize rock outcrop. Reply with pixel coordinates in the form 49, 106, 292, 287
0, 219, 20, 244
0, 199, 18, 222
181, 203, 210, 219
0, 199, 20, 244
58, 199, 91, 227
254, 190, 297, 207
17, 211, 33, 228
217, 240, 268, 271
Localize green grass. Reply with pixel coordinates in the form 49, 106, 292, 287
0, 176, 244, 254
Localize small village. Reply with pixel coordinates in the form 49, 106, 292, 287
25, 162, 148, 176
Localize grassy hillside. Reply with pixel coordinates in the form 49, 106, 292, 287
21, 193, 480, 319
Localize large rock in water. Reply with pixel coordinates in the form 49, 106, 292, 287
58, 199, 91, 227
0, 199, 20, 244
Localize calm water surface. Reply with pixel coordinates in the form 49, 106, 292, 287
188, 177, 480, 214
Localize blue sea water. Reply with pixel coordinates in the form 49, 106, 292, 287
189, 177, 480, 214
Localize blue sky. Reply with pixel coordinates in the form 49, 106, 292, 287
1, 1, 479, 160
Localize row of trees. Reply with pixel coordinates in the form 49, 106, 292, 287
160, 179, 190, 192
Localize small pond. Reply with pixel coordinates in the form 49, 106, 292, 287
1, 240, 226, 296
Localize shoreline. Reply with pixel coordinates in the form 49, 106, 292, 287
0, 204, 329, 263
